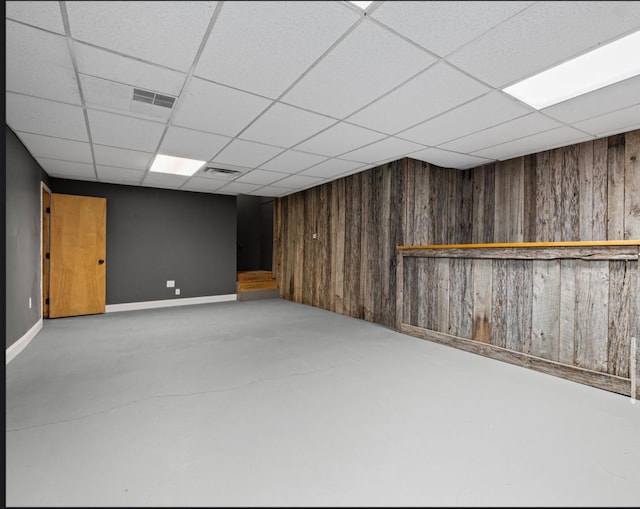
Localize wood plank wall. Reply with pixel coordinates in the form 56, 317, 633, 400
273, 129, 640, 330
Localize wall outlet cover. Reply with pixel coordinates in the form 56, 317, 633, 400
175, 288, 181, 295
167, 280, 175, 288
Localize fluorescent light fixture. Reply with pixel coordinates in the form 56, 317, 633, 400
149, 154, 206, 176
503, 30, 640, 109
347, 1, 374, 10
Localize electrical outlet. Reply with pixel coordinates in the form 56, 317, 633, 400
312, 233, 317, 239
29, 297, 32, 309
166, 280, 175, 288
175, 288, 181, 296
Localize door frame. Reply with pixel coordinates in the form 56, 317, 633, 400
41, 182, 52, 319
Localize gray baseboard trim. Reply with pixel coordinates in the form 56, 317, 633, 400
105, 294, 237, 313
6, 318, 43, 365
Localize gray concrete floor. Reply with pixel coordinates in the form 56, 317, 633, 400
6, 299, 640, 507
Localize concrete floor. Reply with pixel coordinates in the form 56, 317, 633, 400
6, 299, 640, 507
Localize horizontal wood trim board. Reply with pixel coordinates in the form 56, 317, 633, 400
397, 240, 640, 250
399, 323, 631, 396
399, 246, 639, 260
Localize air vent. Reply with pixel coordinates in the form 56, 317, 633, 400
132, 88, 176, 109
203, 167, 242, 175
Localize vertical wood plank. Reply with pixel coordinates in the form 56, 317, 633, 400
578, 140, 594, 240
607, 260, 633, 377
491, 259, 507, 347
575, 260, 610, 372
435, 258, 450, 333
395, 252, 404, 329
592, 137, 609, 240
360, 172, 373, 321
472, 258, 492, 343
559, 259, 576, 365
333, 179, 346, 315
523, 155, 537, 242
448, 258, 472, 337
493, 161, 508, 242
535, 151, 552, 242
562, 144, 580, 241
531, 260, 561, 361
509, 158, 525, 242
624, 130, 640, 239
521, 260, 534, 355
505, 260, 525, 352
551, 148, 564, 242
607, 135, 625, 240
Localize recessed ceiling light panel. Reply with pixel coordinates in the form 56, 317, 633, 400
149, 154, 206, 176
503, 30, 640, 109
346, 1, 374, 11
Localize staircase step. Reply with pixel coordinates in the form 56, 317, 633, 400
237, 271, 274, 282
237, 280, 279, 291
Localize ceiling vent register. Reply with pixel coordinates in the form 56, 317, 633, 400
132, 88, 176, 109
203, 167, 243, 175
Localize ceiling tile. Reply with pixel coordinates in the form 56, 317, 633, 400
542, 75, 640, 124
397, 91, 532, 146
214, 181, 264, 194
179, 177, 227, 193
270, 174, 326, 189
298, 158, 364, 179
6, 21, 80, 104
141, 171, 189, 189
281, 19, 436, 118
409, 148, 493, 170
472, 126, 593, 160
259, 150, 329, 174
295, 122, 386, 157
6, 93, 88, 141
37, 158, 96, 180
372, 1, 534, 57
247, 186, 290, 198
87, 109, 165, 152
171, 77, 272, 136
66, 1, 218, 72
159, 126, 231, 161
93, 145, 153, 171
449, 2, 640, 87
74, 43, 187, 96
96, 165, 145, 184
195, 0, 358, 98
14, 132, 92, 163
347, 62, 489, 134
572, 104, 640, 137
241, 103, 337, 148
211, 139, 285, 169
6, 0, 65, 34
439, 113, 563, 153
340, 137, 424, 163
234, 170, 290, 186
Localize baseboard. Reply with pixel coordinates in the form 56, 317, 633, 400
105, 294, 237, 313
6, 318, 43, 365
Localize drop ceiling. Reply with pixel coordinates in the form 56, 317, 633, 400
5, 1, 640, 197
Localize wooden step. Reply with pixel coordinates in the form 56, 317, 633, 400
237, 280, 279, 291
237, 270, 274, 282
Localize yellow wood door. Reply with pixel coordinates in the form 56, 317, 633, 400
49, 193, 107, 318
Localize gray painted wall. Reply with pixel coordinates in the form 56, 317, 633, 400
6, 126, 45, 349
51, 179, 237, 305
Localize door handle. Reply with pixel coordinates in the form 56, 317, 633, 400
98, 259, 105, 265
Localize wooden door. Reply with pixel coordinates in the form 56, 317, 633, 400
49, 194, 107, 318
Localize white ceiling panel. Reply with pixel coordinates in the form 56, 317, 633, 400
409, 148, 493, 170
259, 150, 328, 174
171, 78, 272, 137
439, 113, 563, 153
159, 126, 231, 161
572, 104, 640, 137
241, 103, 337, 148
371, 1, 534, 57
195, 1, 358, 98
36, 158, 96, 180
6, 0, 65, 34
472, 127, 593, 160
541, 75, 640, 125
270, 174, 326, 189
449, 2, 640, 87
234, 169, 291, 186
340, 137, 424, 163
6, 21, 80, 105
96, 165, 145, 184
397, 91, 532, 146
347, 62, 489, 134
298, 158, 364, 179
65, 1, 217, 72
295, 122, 386, 157
141, 171, 190, 189
74, 43, 187, 96
212, 139, 285, 169
214, 182, 264, 194
87, 109, 165, 152
93, 145, 153, 171
179, 177, 227, 193
14, 132, 93, 163
247, 186, 290, 198
6, 93, 88, 141
281, 19, 436, 118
